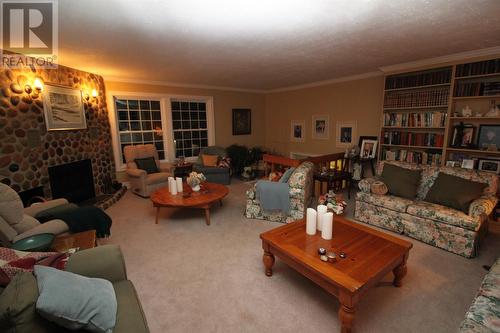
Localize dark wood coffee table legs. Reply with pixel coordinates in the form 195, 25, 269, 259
339, 304, 356, 333
154, 203, 219, 226
204, 207, 210, 225
263, 251, 275, 277
155, 206, 161, 224
392, 253, 408, 287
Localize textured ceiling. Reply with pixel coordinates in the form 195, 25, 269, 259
57, 0, 500, 91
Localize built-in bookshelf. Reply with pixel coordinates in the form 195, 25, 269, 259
379, 56, 500, 169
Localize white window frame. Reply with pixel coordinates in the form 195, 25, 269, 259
107, 91, 215, 171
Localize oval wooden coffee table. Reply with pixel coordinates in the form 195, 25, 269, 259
150, 182, 229, 226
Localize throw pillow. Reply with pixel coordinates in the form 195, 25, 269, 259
134, 157, 159, 174
201, 154, 219, 167
0, 272, 58, 333
34, 265, 117, 333
424, 173, 487, 213
380, 164, 422, 199
279, 167, 296, 183
218, 156, 231, 168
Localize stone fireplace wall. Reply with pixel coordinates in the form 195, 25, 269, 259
0, 61, 115, 197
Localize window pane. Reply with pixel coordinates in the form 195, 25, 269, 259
201, 139, 208, 147
139, 100, 150, 110
154, 131, 163, 141
152, 111, 161, 120
182, 121, 190, 129
191, 121, 199, 129
171, 101, 180, 111
200, 121, 207, 129
129, 111, 140, 120
153, 121, 162, 131
190, 112, 199, 120
174, 131, 182, 140
115, 99, 127, 110
181, 102, 189, 110
120, 133, 131, 143
141, 110, 151, 120
200, 131, 208, 138
173, 121, 181, 130
118, 111, 128, 120
198, 103, 206, 111
158, 151, 165, 160
119, 122, 129, 131
172, 111, 181, 121
189, 102, 198, 110
175, 140, 183, 149
176, 149, 183, 158
128, 100, 139, 110
143, 132, 153, 142
142, 121, 152, 130
130, 122, 140, 130
155, 142, 164, 151
151, 101, 161, 110
183, 131, 192, 140
199, 112, 207, 120
184, 149, 193, 158
192, 131, 200, 139
193, 148, 200, 156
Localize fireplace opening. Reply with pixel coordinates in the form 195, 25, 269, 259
49, 159, 96, 203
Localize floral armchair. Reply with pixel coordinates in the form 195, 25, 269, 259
245, 161, 314, 223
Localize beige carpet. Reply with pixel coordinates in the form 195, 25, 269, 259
104, 180, 500, 333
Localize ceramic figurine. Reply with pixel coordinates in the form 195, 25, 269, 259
485, 102, 500, 117
461, 105, 472, 117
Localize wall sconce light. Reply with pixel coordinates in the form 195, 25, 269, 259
24, 78, 44, 96
84, 89, 99, 101
91, 89, 98, 98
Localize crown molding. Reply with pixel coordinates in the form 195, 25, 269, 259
103, 76, 266, 94
266, 71, 383, 93
379, 46, 500, 73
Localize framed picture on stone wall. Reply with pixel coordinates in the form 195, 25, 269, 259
312, 114, 329, 140
232, 108, 251, 135
336, 121, 357, 148
42, 84, 87, 131
290, 120, 305, 142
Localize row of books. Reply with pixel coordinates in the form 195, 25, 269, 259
382, 131, 444, 147
384, 87, 449, 108
456, 59, 500, 77
383, 149, 442, 165
384, 112, 447, 128
385, 68, 451, 90
454, 81, 500, 97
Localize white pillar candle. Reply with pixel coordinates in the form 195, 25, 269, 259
306, 208, 317, 235
321, 212, 334, 240
176, 177, 183, 192
168, 177, 174, 193
317, 205, 327, 231
170, 178, 178, 195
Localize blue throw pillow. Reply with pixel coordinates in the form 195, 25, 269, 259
279, 167, 296, 183
34, 265, 117, 333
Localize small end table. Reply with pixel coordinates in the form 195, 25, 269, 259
174, 163, 193, 179
50, 230, 97, 252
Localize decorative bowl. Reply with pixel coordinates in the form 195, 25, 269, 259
11, 233, 55, 252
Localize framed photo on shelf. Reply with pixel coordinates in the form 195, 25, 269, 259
477, 125, 500, 151
478, 159, 500, 174
232, 108, 251, 135
312, 114, 329, 140
461, 159, 475, 170
290, 120, 305, 143
446, 161, 459, 167
42, 84, 87, 131
360, 139, 378, 159
450, 124, 475, 148
335, 121, 356, 147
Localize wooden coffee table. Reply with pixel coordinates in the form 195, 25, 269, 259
260, 217, 412, 333
50, 230, 97, 252
150, 182, 229, 225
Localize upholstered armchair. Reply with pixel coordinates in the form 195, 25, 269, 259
0, 183, 70, 247
124, 144, 174, 197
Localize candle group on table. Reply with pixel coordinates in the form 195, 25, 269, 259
168, 177, 184, 195
305, 205, 333, 240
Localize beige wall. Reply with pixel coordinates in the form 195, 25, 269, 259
104, 81, 266, 149
264, 75, 385, 157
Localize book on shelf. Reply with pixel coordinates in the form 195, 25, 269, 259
455, 59, 500, 78
382, 149, 442, 165
384, 87, 449, 108
385, 67, 451, 90
384, 111, 447, 127
454, 81, 500, 97
382, 130, 444, 147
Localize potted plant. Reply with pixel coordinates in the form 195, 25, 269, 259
186, 172, 206, 192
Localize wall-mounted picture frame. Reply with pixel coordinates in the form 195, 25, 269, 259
478, 159, 500, 174
232, 108, 251, 135
42, 84, 87, 131
312, 114, 329, 140
477, 124, 500, 151
360, 139, 378, 159
290, 120, 305, 143
450, 123, 475, 148
336, 121, 357, 147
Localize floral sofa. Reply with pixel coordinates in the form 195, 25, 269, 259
355, 161, 498, 258
245, 162, 314, 223
458, 257, 500, 332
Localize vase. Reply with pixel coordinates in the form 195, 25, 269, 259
191, 184, 200, 192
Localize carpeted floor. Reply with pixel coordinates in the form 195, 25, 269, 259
103, 180, 500, 333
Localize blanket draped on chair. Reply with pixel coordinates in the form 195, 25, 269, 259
35, 204, 112, 238
256, 180, 290, 213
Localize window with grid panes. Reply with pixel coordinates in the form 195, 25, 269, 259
171, 99, 208, 158
115, 98, 165, 162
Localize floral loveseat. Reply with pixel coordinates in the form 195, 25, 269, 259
355, 161, 498, 258
459, 258, 500, 332
245, 162, 314, 223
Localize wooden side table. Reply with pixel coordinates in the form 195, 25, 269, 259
50, 230, 97, 252
174, 163, 193, 179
